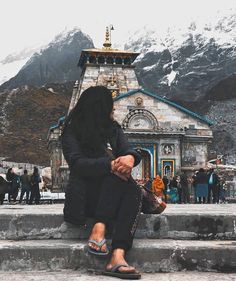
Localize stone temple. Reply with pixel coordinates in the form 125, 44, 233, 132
48, 27, 213, 192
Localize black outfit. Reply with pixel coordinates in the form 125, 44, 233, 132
180, 174, 190, 203
0, 176, 9, 204
19, 174, 31, 204
207, 172, 219, 203
177, 181, 182, 204
29, 173, 41, 204
62, 121, 142, 251
6, 173, 20, 203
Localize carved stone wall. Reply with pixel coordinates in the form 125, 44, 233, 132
182, 141, 209, 169
69, 66, 140, 111
114, 92, 212, 134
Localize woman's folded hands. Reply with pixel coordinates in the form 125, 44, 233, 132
111, 155, 135, 181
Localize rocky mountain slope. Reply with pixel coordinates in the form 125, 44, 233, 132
0, 84, 72, 166
0, 28, 94, 91
172, 74, 236, 162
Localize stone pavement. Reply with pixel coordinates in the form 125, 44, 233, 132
0, 271, 235, 281
152, 203, 236, 215
1, 202, 235, 215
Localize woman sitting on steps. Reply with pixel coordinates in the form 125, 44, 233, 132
61, 86, 142, 279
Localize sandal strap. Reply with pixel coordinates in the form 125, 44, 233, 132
88, 238, 106, 248
110, 264, 128, 272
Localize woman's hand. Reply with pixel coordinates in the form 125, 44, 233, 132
111, 155, 135, 180
113, 155, 135, 171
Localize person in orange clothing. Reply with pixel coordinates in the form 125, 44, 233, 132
152, 175, 165, 198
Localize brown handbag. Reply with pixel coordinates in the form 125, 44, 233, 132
140, 185, 167, 214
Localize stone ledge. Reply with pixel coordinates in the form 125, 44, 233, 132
0, 239, 235, 272
0, 204, 235, 240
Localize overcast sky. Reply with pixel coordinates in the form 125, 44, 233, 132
0, 0, 236, 59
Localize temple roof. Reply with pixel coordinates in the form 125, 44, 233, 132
49, 116, 65, 131
78, 48, 140, 67
81, 48, 139, 55
114, 88, 214, 126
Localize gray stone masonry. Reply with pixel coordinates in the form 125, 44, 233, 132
0, 239, 235, 272
0, 204, 235, 240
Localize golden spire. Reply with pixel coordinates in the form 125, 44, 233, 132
103, 25, 114, 49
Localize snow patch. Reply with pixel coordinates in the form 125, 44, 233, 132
182, 71, 207, 77
166, 70, 177, 86
0, 58, 29, 85
143, 64, 156, 72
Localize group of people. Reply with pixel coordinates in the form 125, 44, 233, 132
136, 174, 191, 204
0, 166, 41, 205
192, 168, 225, 204
137, 168, 225, 204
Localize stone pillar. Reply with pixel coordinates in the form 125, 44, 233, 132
48, 128, 62, 192
68, 80, 79, 112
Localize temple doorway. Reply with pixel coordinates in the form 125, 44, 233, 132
132, 149, 151, 180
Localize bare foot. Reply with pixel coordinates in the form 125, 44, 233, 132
88, 222, 107, 253
106, 249, 137, 273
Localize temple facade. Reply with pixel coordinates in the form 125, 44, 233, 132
48, 27, 213, 192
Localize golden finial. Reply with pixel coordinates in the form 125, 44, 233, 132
103, 25, 114, 49
112, 90, 117, 98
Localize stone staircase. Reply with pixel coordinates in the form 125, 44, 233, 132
0, 204, 235, 274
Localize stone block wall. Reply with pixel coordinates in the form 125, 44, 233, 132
182, 141, 209, 169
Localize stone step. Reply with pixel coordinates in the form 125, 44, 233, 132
0, 239, 236, 272
0, 204, 235, 240
0, 270, 236, 281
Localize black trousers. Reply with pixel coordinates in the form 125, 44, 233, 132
29, 186, 40, 204
182, 185, 190, 203
177, 188, 182, 203
0, 194, 5, 204
8, 189, 18, 202
208, 184, 219, 203
19, 187, 30, 204
86, 174, 142, 252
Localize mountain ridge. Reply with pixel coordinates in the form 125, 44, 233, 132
0, 19, 236, 164
0, 28, 94, 91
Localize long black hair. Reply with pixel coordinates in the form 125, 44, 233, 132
64, 86, 114, 153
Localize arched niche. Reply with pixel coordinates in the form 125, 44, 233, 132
122, 109, 158, 131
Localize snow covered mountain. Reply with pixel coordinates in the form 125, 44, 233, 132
0, 28, 94, 90
0, 46, 42, 85
126, 11, 236, 101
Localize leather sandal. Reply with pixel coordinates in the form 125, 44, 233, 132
102, 264, 141, 279
87, 238, 109, 256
